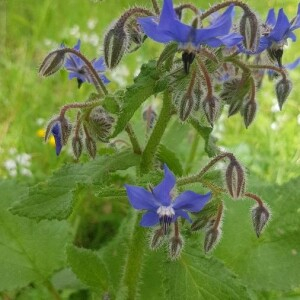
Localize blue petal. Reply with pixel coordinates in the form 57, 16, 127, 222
125, 184, 159, 210
205, 33, 243, 48
270, 8, 291, 42
287, 31, 297, 42
153, 164, 176, 206
92, 57, 106, 72
291, 4, 300, 31
140, 211, 160, 227
266, 8, 276, 26
285, 57, 300, 69
172, 191, 211, 212
74, 39, 81, 51
159, 0, 178, 30
174, 210, 192, 223
68, 72, 87, 83
138, 17, 174, 43
51, 123, 62, 156
99, 74, 110, 84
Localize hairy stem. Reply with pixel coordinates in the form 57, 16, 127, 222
245, 192, 264, 206
196, 57, 213, 97
59, 100, 100, 118
151, 0, 160, 15
140, 90, 172, 173
125, 125, 142, 154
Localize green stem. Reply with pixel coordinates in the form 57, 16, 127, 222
125, 125, 142, 154
118, 212, 146, 300
140, 90, 172, 173
185, 132, 200, 174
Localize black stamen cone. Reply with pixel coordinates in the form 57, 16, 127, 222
182, 52, 195, 74
160, 216, 172, 234
77, 79, 83, 89
268, 47, 283, 68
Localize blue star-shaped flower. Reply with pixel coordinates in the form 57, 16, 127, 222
125, 164, 211, 233
64, 40, 110, 88
138, 0, 243, 51
51, 123, 63, 156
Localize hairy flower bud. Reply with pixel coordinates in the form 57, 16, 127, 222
85, 135, 97, 158
88, 107, 114, 142
60, 117, 73, 146
202, 95, 220, 126
242, 98, 257, 128
240, 10, 260, 52
169, 235, 183, 260
251, 204, 270, 237
204, 228, 221, 253
104, 23, 129, 69
72, 135, 83, 159
275, 78, 292, 110
179, 93, 195, 121
143, 106, 157, 130
39, 48, 65, 77
225, 158, 246, 199
150, 228, 165, 250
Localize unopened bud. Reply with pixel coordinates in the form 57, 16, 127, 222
191, 216, 211, 231
179, 93, 195, 121
275, 78, 292, 110
150, 228, 165, 250
242, 98, 257, 128
72, 136, 83, 159
202, 95, 220, 126
104, 23, 129, 69
240, 10, 260, 52
88, 107, 114, 142
85, 135, 97, 158
204, 228, 221, 253
251, 204, 270, 237
142, 106, 157, 130
39, 48, 65, 77
169, 235, 184, 260
225, 158, 246, 199
60, 117, 72, 146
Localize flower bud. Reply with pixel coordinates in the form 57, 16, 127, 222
85, 135, 97, 158
242, 98, 257, 128
39, 48, 65, 77
204, 228, 221, 253
191, 216, 211, 231
225, 158, 246, 199
239, 10, 260, 52
169, 235, 184, 260
88, 107, 114, 142
275, 78, 292, 110
202, 95, 220, 126
251, 204, 270, 237
179, 93, 195, 121
150, 227, 165, 250
104, 23, 129, 69
60, 117, 73, 146
142, 106, 157, 130
72, 135, 83, 159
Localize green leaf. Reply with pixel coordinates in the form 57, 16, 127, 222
112, 60, 163, 137
215, 177, 300, 293
157, 42, 178, 70
10, 151, 140, 221
0, 180, 71, 291
67, 245, 110, 293
157, 144, 183, 176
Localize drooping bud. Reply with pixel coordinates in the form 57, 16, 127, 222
179, 93, 195, 121
142, 106, 157, 131
225, 158, 246, 199
150, 227, 165, 250
204, 228, 221, 253
182, 52, 195, 74
242, 98, 257, 128
60, 117, 73, 146
72, 135, 83, 159
251, 204, 270, 237
275, 78, 292, 110
239, 10, 260, 52
88, 107, 114, 142
104, 23, 129, 69
202, 95, 220, 126
191, 216, 211, 231
169, 235, 184, 260
39, 48, 65, 77
85, 134, 97, 158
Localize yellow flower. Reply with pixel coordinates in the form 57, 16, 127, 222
36, 129, 56, 147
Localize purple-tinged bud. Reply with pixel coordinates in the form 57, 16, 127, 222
72, 136, 83, 159
179, 93, 195, 121
150, 228, 165, 250
104, 23, 129, 69
191, 216, 211, 231
204, 228, 221, 253
275, 78, 292, 110
39, 48, 65, 77
225, 158, 246, 199
169, 235, 184, 260
251, 204, 270, 237
240, 10, 260, 52
85, 135, 97, 158
242, 98, 257, 128
142, 106, 157, 130
88, 107, 114, 142
202, 95, 220, 126
60, 117, 72, 146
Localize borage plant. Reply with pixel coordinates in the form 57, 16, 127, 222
11, 0, 300, 299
